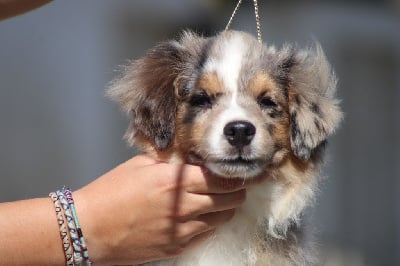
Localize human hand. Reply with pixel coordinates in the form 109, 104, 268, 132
73, 154, 265, 265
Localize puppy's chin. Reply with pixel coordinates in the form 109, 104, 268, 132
205, 159, 265, 179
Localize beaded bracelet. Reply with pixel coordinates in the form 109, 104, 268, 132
63, 187, 92, 266
56, 189, 83, 264
49, 192, 74, 266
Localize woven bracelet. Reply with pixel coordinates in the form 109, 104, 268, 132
49, 192, 74, 266
63, 187, 92, 266
56, 189, 83, 264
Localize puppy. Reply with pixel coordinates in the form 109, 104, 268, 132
108, 30, 342, 266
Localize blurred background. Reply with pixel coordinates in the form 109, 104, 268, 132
0, 0, 398, 265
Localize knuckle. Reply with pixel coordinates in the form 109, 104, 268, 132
175, 205, 196, 220
175, 224, 193, 240
188, 176, 203, 191
155, 172, 176, 192
189, 221, 209, 235
199, 197, 214, 212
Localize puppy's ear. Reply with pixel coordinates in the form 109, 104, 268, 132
108, 41, 186, 149
279, 44, 342, 160
108, 32, 206, 150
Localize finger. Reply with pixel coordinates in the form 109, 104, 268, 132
178, 190, 246, 218
185, 169, 270, 194
177, 209, 235, 241
182, 229, 216, 253
185, 172, 247, 194
138, 160, 269, 193
128, 154, 160, 167
199, 190, 246, 214
138, 163, 226, 194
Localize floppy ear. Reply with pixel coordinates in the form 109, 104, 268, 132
108, 32, 206, 150
280, 44, 342, 160
108, 41, 186, 149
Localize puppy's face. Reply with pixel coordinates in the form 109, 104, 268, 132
175, 70, 289, 178
109, 31, 342, 179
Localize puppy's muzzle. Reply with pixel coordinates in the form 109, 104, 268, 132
224, 121, 256, 149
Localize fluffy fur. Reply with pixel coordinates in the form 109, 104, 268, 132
108, 30, 342, 266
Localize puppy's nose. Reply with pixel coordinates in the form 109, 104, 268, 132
224, 121, 256, 148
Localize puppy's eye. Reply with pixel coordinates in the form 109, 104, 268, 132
189, 93, 212, 108
258, 96, 277, 108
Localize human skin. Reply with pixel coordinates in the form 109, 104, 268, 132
0, 2, 268, 264
0, 0, 53, 20
0, 155, 267, 265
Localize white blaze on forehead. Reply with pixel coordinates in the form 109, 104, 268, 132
204, 33, 250, 122
204, 33, 247, 97
204, 34, 253, 153
215, 34, 249, 121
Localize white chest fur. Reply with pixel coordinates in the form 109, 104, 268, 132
147, 182, 275, 266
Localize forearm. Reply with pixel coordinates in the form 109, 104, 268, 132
0, 155, 258, 265
0, 197, 65, 265
0, 0, 52, 20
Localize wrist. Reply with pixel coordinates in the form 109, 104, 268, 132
73, 187, 111, 265
48, 187, 95, 265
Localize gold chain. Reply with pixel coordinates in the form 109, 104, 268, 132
225, 0, 262, 43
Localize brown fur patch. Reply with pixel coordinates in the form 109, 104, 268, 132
134, 134, 179, 162
109, 30, 342, 266
248, 73, 279, 98
196, 72, 224, 96
175, 103, 211, 163
174, 72, 227, 163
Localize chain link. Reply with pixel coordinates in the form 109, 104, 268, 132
225, 0, 262, 43
253, 0, 262, 43
225, 0, 243, 31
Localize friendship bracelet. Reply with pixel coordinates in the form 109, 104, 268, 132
49, 192, 74, 266
56, 190, 83, 264
63, 187, 92, 266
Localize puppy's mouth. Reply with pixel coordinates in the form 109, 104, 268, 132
188, 151, 265, 178
206, 157, 265, 178
220, 157, 256, 165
